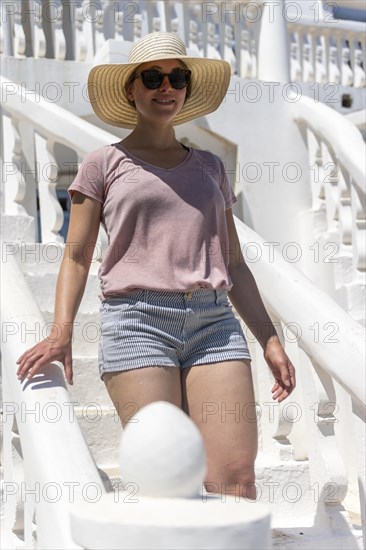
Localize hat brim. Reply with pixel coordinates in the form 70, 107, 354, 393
88, 56, 231, 129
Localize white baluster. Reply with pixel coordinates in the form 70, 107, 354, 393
303, 43, 315, 81
139, 0, 153, 35
319, 29, 331, 83
348, 34, 358, 82
328, 46, 341, 83
34, 133, 64, 244
338, 169, 353, 245
315, 44, 327, 83
155, 0, 167, 31
1, 0, 15, 55
299, 354, 348, 508
251, 314, 304, 461
294, 27, 305, 81
170, 16, 179, 35
94, 8, 106, 54
74, 5, 88, 62
115, 9, 124, 41
205, 21, 220, 60
13, 0, 26, 57
240, 29, 253, 79
223, 24, 236, 73
2, 115, 27, 216
307, 31, 317, 80
354, 48, 366, 88
321, 143, 338, 229
30, 0, 46, 58
120, 0, 139, 42
188, 19, 201, 56
251, 38, 257, 79
185, 3, 202, 56
102, 0, 116, 39
306, 128, 323, 202
140, 0, 166, 35
341, 47, 354, 87
290, 42, 302, 81
48, 0, 66, 60
169, 2, 189, 46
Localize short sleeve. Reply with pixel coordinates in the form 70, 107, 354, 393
68, 147, 105, 204
218, 159, 238, 210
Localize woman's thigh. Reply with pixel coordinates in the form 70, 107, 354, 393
181, 359, 258, 491
103, 366, 182, 427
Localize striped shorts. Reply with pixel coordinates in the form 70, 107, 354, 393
98, 288, 251, 380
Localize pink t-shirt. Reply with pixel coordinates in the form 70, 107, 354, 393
68, 143, 238, 300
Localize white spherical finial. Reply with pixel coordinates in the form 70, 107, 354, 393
119, 401, 206, 498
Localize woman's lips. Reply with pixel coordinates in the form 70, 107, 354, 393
153, 98, 175, 104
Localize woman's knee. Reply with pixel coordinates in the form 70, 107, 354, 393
205, 457, 256, 498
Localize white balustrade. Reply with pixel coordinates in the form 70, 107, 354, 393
234, 217, 365, 536
288, 15, 365, 87
1, 254, 106, 548
1, 75, 116, 250
292, 94, 366, 321
1, 63, 365, 544
1, 1, 364, 90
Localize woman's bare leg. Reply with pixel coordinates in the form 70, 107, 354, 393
103, 366, 182, 428
181, 359, 258, 500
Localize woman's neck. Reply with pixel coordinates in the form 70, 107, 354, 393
124, 121, 179, 150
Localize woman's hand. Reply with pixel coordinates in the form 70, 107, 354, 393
16, 336, 73, 385
263, 336, 296, 402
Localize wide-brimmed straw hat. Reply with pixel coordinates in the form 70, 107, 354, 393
88, 32, 231, 129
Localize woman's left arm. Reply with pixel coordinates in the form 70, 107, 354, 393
225, 209, 296, 402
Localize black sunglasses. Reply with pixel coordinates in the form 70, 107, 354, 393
134, 68, 191, 90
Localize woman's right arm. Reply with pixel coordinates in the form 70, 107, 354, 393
16, 192, 102, 384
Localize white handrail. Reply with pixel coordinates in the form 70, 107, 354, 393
1, 254, 106, 548
291, 93, 366, 209
234, 215, 366, 409
0, 76, 119, 157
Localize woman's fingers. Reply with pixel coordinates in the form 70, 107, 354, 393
269, 361, 296, 402
64, 354, 73, 385
17, 351, 44, 379
16, 340, 73, 384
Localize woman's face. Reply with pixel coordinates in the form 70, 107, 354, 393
126, 59, 188, 126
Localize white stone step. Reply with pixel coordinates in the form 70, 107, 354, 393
67, 356, 110, 406
75, 407, 122, 470
23, 271, 100, 314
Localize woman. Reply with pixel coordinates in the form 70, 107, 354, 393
17, 32, 295, 499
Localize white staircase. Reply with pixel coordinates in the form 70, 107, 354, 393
1, 1, 365, 548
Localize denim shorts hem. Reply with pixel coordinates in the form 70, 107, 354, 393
100, 362, 180, 380
181, 353, 252, 369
